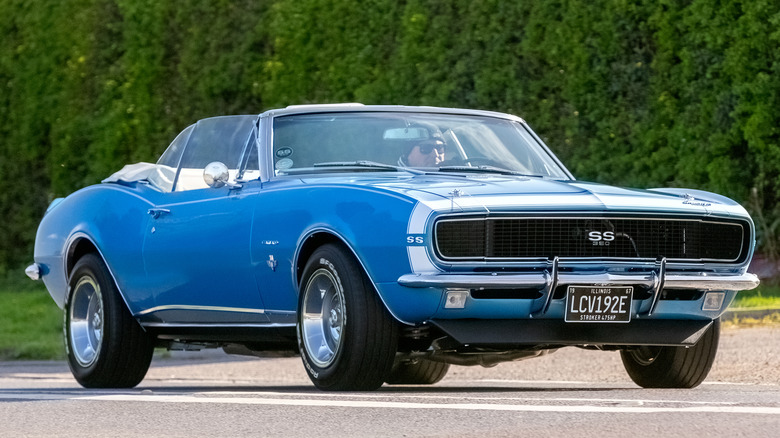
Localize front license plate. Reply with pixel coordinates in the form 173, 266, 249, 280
565, 286, 633, 323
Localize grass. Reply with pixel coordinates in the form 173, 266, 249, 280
723, 283, 780, 327
729, 284, 780, 309
0, 283, 64, 360
723, 312, 780, 328
0, 269, 778, 361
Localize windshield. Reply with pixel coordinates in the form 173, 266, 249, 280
151, 115, 257, 192
271, 112, 569, 178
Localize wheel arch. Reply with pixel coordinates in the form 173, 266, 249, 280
295, 231, 344, 287
66, 234, 100, 279
64, 233, 136, 320
294, 229, 410, 325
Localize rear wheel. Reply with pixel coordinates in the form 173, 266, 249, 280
385, 358, 450, 385
65, 254, 154, 388
297, 244, 398, 390
620, 319, 720, 388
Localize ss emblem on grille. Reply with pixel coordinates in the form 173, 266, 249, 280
588, 231, 615, 246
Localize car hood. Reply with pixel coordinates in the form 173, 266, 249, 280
299, 173, 749, 218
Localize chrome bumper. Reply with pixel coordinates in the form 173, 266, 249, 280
398, 258, 759, 318
397, 271, 760, 292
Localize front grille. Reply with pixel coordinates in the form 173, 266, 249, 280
435, 217, 747, 263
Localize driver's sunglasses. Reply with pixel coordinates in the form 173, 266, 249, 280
418, 141, 446, 154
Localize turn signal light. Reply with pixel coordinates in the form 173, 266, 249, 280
444, 289, 469, 309
702, 292, 725, 311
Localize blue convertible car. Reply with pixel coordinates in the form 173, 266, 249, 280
27, 104, 759, 390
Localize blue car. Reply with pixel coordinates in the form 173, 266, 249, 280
27, 104, 759, 390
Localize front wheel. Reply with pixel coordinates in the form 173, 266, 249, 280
297, 244, 398, 390
65, 254, 154, 388
620, 319, 720, 388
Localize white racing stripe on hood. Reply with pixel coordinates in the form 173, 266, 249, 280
441, 194, 603, 211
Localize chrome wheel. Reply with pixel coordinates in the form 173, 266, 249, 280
301, 268, 345, 368
69, 276, 104, 367
297, 244, 398, 390
65, 254, 154, 388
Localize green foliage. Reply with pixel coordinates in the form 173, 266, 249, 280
731, 284, 780, 310
2, 0, 780, 272
728, 285, 780, 329
0, 288, 63, 360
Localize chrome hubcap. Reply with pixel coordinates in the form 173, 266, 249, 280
301, 268, 345, 368
69, 277, 104, 367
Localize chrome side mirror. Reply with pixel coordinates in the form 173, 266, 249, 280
203, 161, 229, 188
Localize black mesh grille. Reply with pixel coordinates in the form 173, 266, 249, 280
435, 217, 746, 262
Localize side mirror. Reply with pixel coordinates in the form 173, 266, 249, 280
203, 161, 229, 188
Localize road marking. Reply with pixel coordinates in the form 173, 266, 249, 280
204, 390, 740, 406
3, 391, 773, 415
80, 394, 780, 414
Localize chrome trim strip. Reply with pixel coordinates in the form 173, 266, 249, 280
263, 104, 527, 123
434, 216, 747, 264
398, 271, 760, 292
136, 305, 266, 316
140, 322, 295, 328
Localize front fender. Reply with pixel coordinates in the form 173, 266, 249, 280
252, 183, 441, 322
34, 183, 155, 312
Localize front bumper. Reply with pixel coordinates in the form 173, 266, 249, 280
398, 271, 760, 292
397, 261, 759, 320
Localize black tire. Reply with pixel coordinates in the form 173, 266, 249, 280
385, 358, 450, 385
297, 243, 398, 390
620, 319, 720, 388
65, 253, 154, 388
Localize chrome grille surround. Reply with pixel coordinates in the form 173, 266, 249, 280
434, 215, 748, 264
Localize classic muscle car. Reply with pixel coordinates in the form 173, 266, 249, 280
26, 104, 759, 390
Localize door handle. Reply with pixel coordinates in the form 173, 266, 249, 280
147, 208, 171, 219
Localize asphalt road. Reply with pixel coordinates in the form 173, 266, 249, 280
1, 325, 778, 437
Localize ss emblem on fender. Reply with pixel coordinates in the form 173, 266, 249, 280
406, 235, 425, 244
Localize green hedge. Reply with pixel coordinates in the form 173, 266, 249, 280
2, 0, 779, 273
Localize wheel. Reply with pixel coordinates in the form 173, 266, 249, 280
620, 319, 720, 388
385, 358, 450, 385
65, 253, 154, 388
297, 243, 398, 390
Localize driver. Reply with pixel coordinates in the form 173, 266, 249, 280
398, 138, 446, 167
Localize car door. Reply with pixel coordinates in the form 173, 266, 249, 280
142, 185, 267, 324
140, 116, 268, 325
